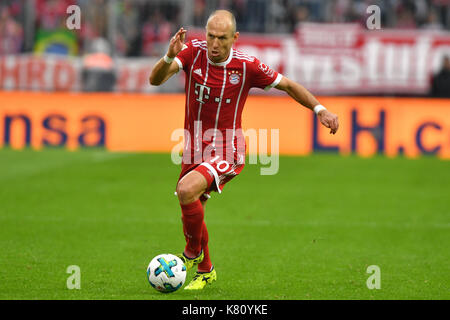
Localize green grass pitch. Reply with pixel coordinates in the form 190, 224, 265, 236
0, 149, 449, 300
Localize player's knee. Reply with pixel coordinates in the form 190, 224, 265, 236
176, 181, 199, 204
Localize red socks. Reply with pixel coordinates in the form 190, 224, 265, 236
181, 200, 204, 256
180, 199, 212, 272
198, 221, 212, 272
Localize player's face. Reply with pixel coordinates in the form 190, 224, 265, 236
206, 20, 238, 63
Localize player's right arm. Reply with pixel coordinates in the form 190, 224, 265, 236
149, 27, 187, 86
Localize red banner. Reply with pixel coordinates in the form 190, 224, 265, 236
1, 24, 450, 95
188, 24, 450, 95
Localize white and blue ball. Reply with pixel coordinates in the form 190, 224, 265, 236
147, 253, 186, 293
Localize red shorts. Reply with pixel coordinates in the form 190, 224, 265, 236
177, 152, 245, 201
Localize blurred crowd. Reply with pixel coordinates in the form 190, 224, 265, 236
202, 0, 450, 33
0, 0, 182, 57
1, 0, 449, 57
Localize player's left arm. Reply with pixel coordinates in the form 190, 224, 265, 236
275, 76, 339, 135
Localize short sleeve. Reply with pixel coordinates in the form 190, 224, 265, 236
174, 41, 194, 73
248, 57, 282, 91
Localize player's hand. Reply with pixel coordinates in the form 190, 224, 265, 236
167, 27, 187, 58
318, 109, 339, 135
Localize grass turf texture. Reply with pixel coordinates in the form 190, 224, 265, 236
0, 149, 449, 300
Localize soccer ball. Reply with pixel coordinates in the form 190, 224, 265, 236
146, 253, 187, 293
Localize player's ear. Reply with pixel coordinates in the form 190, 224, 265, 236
233, 31, 239, 42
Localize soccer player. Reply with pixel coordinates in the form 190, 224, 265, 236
149, 10, 339, 290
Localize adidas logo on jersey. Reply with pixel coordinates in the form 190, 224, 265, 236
194, 68, 203, 77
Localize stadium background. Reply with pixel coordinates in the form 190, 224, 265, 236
0, 0, 449, 300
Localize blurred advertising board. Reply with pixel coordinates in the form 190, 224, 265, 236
1, 24, 450, 95
1, 92, 449, 159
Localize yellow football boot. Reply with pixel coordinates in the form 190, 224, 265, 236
184, 267, 217, 290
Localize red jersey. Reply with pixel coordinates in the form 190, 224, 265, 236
174, 39, 282, 165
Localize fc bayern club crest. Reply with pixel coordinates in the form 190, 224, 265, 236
228, 70, 242, 85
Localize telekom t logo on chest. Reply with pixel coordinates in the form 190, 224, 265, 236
194, 83, 211, 104
194, 82, 231, 104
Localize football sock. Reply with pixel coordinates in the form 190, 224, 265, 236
197, 221, 212, 272
180, 199, 204, 258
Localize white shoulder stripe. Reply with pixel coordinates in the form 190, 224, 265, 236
234, 54, 254, 61
192, 40, 207, 47
233, 55, 254, 62
191, 39, 208, 50
192, 43, 207, 50
233, 52, 255, 62
192, 42, 207, 47
234, 51, 252, 56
